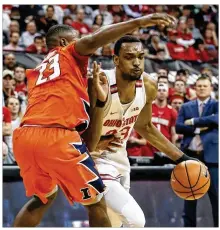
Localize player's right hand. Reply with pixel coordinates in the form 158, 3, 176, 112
92, 61, 108, 102
139, 13, 177, 29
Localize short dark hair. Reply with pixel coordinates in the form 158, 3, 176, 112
196, 74, 212, 84
176, 69, 188, 76
14, 64, 25, 71
158, 76, 168, 82
34, 36, 43, 42
46, 24, 74, 49
114, 35, 142, 56
47, 5, 54, 11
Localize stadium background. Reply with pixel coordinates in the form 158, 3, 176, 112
2, 4, 218, 227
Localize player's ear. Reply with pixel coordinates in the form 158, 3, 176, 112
60, 38, 68, 47
113, 55, 119, 66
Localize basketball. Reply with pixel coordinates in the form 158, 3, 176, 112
170, 160, 210, 200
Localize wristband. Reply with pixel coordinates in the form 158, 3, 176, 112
96, 99, 106, 108
175, 154, 197, 164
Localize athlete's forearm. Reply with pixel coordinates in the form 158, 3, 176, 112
135, 122, 184, 161
85, 107, 105, 152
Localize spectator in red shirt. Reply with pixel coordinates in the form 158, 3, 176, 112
63, 15, 73, 26
127, 129, 146, 157
143, 83, 178, 156
167, 30, 186, 60
26, 36, 47, 54
3, 106, 12, 137
194, 39, 213, 62
3, 106, 12, 162
170, 93, 184, 112
72, 8, 92, 36
14, 65, 27, 96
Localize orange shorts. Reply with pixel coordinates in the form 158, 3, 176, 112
13, 127, 105, 205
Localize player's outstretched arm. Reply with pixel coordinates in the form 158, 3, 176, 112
75, 13, 176, 56
84, 62, 109, 152
134, 75, 192, 163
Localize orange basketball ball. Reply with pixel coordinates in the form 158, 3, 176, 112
170, 160, 210, 200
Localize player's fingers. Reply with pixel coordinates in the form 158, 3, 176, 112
108, 142, 121, 148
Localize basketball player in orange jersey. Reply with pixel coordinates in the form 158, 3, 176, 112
12, 13, 177, 227
87, 36, 202, 227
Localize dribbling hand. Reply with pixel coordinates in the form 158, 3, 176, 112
92, 61, 108, 102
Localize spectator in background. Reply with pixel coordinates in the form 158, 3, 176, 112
38, 5, 58, 33
26, 35, 47, 54
174, 69, 197, 101
81, 5, 95, 27
3, 20, 20, 46
3, 106, 12, 137
203, 28, 218, 48
42, 5, 64, 24
123, 5, 143, 18
101, 44, 113, 56
18, 5, 43, 31
92, 5, 113, 25
3, 11, 11, 32
19, 21, 40, 48
64, 5, 78, 20
4, 96, 23, 164
167, 30, 186, 60
14, 65, 27, 96
194, 39, 213, 62
144, 83, 178, 156
187, 17, 203, 40
170, 93, 184, 112
194, 5, 217, 32
176, 20, 197, 61
2, 70, 17, 105
3, 53, 16, 71
63, 15, 73, 26
72, 8, 92, 36
127, 129, 146, 157
176, 75, 218, 227
3, 31, 24, 51
145, 31, 170, 60
157, 68, 169, 79
93, 14, 104, 27
179, 5, 192, 22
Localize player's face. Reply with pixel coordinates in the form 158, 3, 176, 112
115, 42, 145, 81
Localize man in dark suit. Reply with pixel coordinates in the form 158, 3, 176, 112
176, 74, 218, 227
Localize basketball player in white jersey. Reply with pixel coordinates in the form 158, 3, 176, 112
86, 36, 197, 227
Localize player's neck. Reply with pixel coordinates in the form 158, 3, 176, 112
116, 71, 136, 104
155, 99, 167, 108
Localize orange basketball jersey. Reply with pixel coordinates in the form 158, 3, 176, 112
21, 42, 90, 130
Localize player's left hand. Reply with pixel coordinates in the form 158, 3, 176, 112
95, 135, 121, 152
92, 61, 108, 102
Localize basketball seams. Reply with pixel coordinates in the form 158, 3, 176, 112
172, 170, 191, 189
185, 193, 205, 199
173, 177, 210, 194
184, 161, 195, 200
190, 163, 202, 188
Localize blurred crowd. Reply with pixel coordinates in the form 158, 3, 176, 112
2, 4, 219, 165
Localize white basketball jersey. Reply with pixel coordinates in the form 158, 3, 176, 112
94, 69, 146, 172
